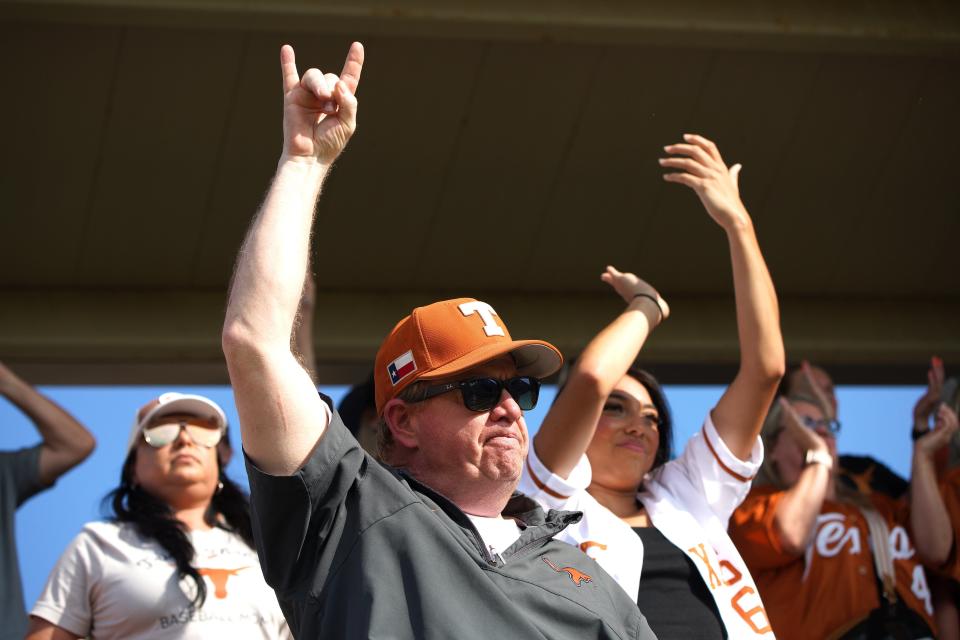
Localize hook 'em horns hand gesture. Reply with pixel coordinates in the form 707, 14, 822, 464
280, 42, 364, 166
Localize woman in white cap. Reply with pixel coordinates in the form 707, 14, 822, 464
26, 392, 290, 639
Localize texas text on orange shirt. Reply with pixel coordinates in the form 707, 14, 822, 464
729, 486, 935, 640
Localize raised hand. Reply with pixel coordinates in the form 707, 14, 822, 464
600, 265, 670, 322
799, 360, 838, 421
660, 134, 748, 231
915, 403, 959, 460
913, 356, 945, 435
280, 42, 364, 165
779, 397, 831, 456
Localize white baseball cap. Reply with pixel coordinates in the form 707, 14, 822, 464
126, 392, 228, 453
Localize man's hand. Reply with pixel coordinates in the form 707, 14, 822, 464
600, 265, 670, 322
660, 133, 749, 231
913, 356, 945, 435
281, 42, 363, 165
223, 44, 363, 475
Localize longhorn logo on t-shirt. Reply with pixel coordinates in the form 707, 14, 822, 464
542, 556, 592, 586
198, 566, 248, 599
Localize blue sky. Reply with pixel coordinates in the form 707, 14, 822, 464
2, 383, 925, 610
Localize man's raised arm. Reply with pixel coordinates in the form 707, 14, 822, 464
222, 42, 363, 475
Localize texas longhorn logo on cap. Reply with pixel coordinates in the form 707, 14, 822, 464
385, 301, 505, 387
373, 297, 563, 415
457, 301, 505, 337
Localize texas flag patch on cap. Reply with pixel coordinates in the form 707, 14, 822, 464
388, 350, 417, 385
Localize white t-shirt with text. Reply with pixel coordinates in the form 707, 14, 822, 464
32, 520, 291, 639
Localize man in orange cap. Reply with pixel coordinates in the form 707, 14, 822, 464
368, 296, 562, 517
222, 42, 654, 639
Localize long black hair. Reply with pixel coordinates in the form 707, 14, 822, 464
102, 447, 255, 610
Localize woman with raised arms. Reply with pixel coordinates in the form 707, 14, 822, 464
519, 134, 784, 639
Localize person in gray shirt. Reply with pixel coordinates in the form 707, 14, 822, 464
0, 362, 95, 639
222, 41, 656, 639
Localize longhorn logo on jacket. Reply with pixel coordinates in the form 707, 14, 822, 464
543, 556, 593, 586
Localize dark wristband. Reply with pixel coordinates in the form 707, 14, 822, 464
632, 293, 662, 323
911, 428, 929, 442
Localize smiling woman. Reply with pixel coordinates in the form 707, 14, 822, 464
586, 369, 673, 493
24, 393, 291, 640
518, 134, 786, 639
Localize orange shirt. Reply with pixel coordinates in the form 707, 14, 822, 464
730, 486, 935, 639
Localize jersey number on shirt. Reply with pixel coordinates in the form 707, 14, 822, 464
688, 543, 772, 635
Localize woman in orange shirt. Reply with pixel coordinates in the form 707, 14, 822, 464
730, 390, 958, 639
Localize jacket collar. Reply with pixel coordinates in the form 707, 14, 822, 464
396, 468, 582, 542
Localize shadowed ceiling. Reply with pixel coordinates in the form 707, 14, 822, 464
1, 0, 958, 384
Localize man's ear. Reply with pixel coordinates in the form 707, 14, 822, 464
382, 398, 419, 449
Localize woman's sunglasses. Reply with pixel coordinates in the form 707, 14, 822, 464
415, 376, 541, 412
799, 414, 842, 435
142, 418, 223, 448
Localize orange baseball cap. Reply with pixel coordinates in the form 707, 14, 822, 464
374, 298, 562, 414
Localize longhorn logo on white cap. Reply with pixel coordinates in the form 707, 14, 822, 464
458, 301, 505, 337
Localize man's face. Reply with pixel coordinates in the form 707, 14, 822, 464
406, 357, 529, 496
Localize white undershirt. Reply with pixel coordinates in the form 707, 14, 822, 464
467, 514, 522, 557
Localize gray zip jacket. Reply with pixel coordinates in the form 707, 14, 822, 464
245, 405, 656, 639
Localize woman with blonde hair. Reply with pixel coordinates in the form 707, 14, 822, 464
730, 380, 958, 639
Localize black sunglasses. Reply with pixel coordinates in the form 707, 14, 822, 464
416, 376, 541, 412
